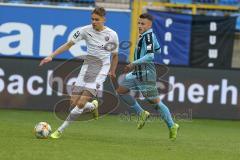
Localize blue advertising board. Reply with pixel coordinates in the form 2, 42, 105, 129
0, 4, 131, 60
148, 10, 192, 66
232, 13, 240, 31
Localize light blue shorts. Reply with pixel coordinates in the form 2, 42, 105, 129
120, 71, 159, 99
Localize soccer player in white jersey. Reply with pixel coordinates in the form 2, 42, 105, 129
39, 7, 119, 139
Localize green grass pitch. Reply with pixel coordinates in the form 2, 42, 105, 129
0, 109, 239, 160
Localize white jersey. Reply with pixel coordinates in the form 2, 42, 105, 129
71, 25, 119, 91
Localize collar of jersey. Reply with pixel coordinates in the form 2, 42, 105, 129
140, 28, 153, 37
93, 26, 108, 33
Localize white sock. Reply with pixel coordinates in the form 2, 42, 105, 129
83, 102, 96, 112
58, 106, 83, 133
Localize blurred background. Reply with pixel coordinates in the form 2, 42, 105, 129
0, 0, 240, 119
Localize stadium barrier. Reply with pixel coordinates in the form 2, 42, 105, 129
0, 57, 240, 120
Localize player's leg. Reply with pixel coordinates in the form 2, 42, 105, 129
80, 89, 99, 119
51, 90, 96, 139
117, 86, 145, 115
147, 96, 179, 140
117, 86, 150, 129
116, 72, 151, 129
116, 72, 147, 115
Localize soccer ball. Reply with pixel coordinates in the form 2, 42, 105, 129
34, 122, 52, 139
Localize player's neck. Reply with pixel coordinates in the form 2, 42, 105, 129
140, 28, 151, 35
95, 26, 106, 32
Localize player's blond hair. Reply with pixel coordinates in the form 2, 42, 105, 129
92, 7, 106, 17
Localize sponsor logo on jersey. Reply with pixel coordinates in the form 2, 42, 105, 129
147, 44, 152, 50
147, 34, 150, 42
105, 36, 109, 41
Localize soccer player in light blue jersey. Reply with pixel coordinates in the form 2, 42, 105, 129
116, 13, 179, 140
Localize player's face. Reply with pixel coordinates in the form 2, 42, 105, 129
91, 13, 105, 31
138, 18, 152, 34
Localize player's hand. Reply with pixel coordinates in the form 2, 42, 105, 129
39, 56, 53, 66
108, 71, 116, 79
108, 71, 118, 89
124, 63, 134, 73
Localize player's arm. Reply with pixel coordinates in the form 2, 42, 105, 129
39, 27, 84, 66
124, 33, 155, 73
133, 32, 155, 65
39, 40, 74, 66
109, 32, 119, 78
50, 40, 75, 58
132, 53, 154, 65
109, 52, 118, 78
124, 53, 154, 73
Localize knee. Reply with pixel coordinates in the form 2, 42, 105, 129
70, 95, 79, 106
71, 95, 86, 108
116, 86, 129, 94
116, 88, 122, 94
147, 98, 160, 105
76, 94, 91, 108
76, 100, 86, 108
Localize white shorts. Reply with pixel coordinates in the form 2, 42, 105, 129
73, 60, 110, 96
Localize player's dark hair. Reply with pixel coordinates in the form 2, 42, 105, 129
139, 13, 154, 22
92, 7, 106, 17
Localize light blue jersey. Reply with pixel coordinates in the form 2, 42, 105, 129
133, 28, 160, 82
134, 28, 160, 60
121, 28, 161, 98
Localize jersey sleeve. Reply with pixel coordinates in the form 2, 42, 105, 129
145, 33, 154, 54
153, 33, 161, 54
71, 28, 86, 43
145, 32, 161, 54
112, 32, 119, 53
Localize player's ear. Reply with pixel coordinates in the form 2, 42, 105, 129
102, 16, 106, 23
147, 20, 152, 28
150, 21, 153, 26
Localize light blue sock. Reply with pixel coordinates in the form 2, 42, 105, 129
119, 94, 144, 115
131, 101, 144, 115
156, 101, 174, 128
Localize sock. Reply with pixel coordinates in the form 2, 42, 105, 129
83, 102, 96, 112
58, 106, 83, 133
156, 101, 174, 128
131, 101, 144, 115
120, 94, 144, 115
